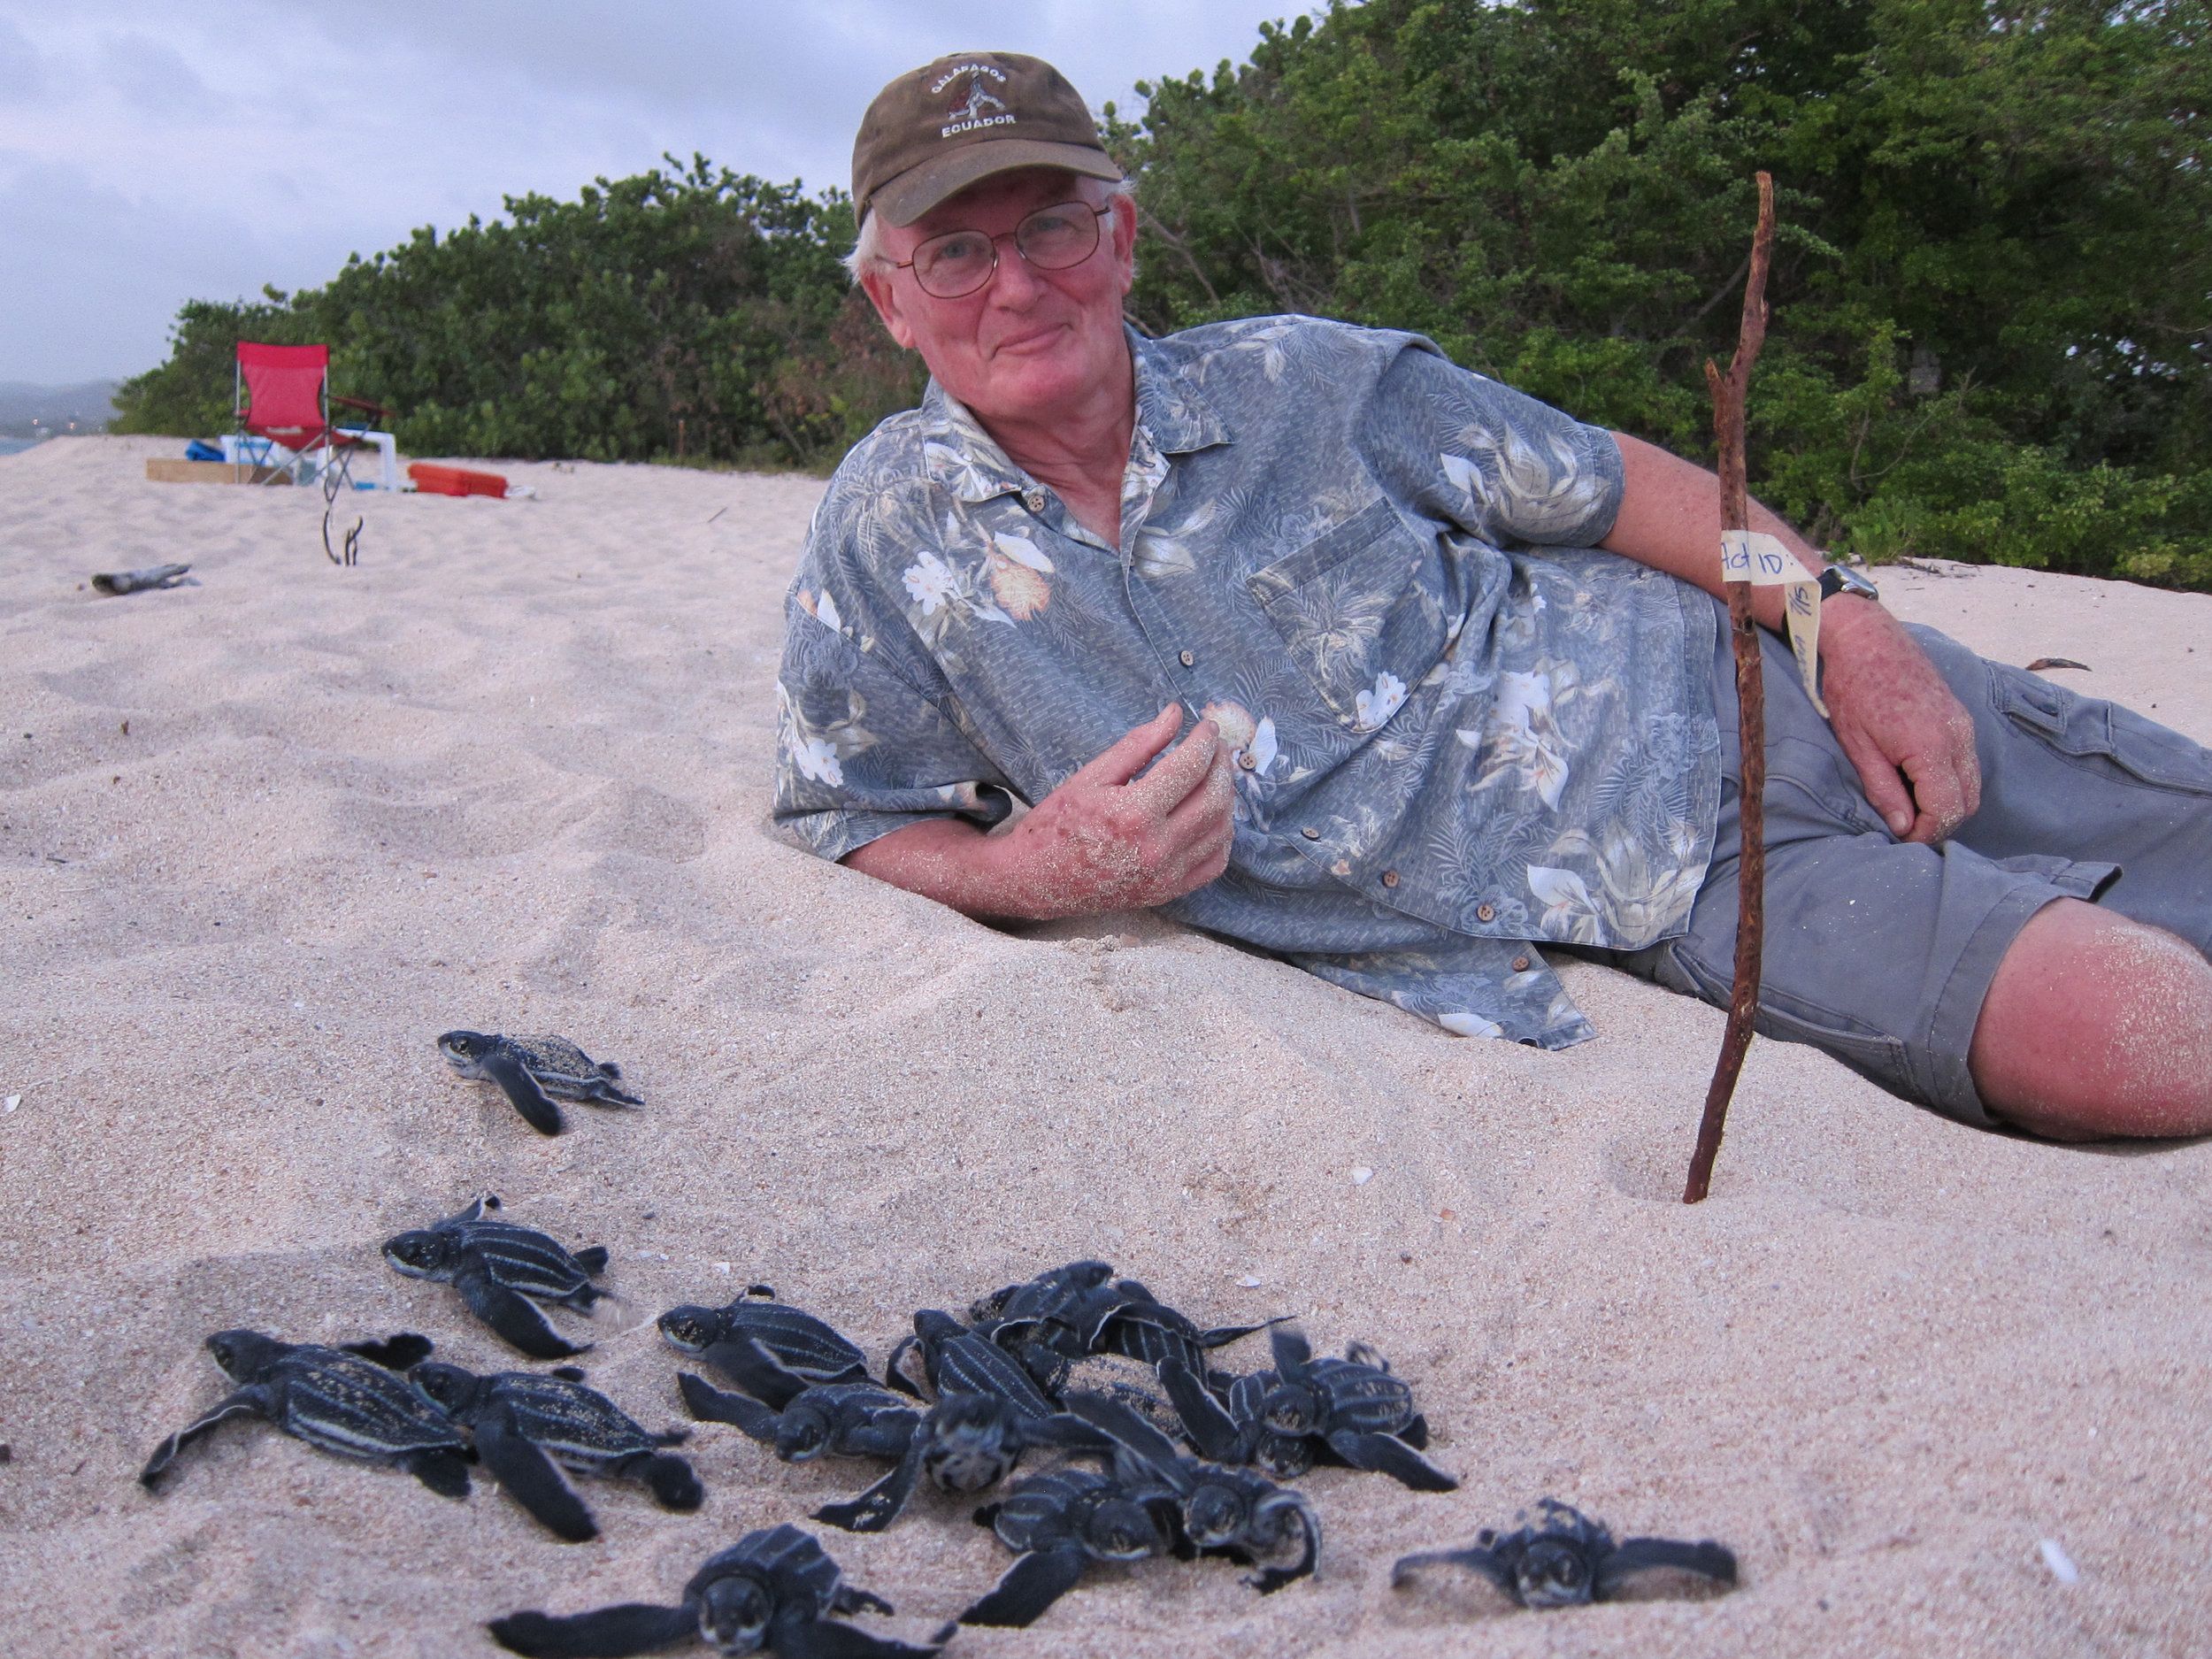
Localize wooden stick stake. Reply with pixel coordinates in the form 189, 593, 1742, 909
1684, 172, 1777, 1206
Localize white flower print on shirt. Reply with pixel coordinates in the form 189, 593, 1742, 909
792, 736, 844, 787
903, 550, 956, 615
1355, 672, 1407, 731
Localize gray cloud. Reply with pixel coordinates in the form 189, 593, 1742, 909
0, 0, 1311, 382
0, 18, 42, 101
97, 30, 228, 120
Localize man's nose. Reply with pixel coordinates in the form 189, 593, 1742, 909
982, 235, 1049, 303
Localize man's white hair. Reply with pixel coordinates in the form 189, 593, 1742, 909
843, 175, 1136, 286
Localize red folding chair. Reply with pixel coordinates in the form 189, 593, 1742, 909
234, 342, 390, 497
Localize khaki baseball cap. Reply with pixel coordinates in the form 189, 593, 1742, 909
852, 51, 1123, 227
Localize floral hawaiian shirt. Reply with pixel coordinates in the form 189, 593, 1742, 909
773, 315, 1722, 1048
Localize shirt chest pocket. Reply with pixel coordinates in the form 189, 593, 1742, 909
1245, 499, 1450, 733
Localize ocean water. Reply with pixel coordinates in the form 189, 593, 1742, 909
0, 437, 42, 457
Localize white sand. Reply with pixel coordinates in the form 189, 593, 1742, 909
2, 434, 2208, 1656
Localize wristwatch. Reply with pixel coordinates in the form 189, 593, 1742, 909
1817, 565, 1881, 603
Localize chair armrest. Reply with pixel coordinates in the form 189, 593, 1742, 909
332, 393, 394, 423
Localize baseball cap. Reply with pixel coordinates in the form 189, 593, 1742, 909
851, 51, 1124, 227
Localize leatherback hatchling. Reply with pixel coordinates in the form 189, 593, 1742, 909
411, 1360, 702, 1542
658, 1288, 870, 1408
1068, 1391, 1320, 1593
1176, 1324, 1458, 1490
970, 1258, 1283, 1375
488, 1523, 941, 1657
139, 1330, 465, 1497
436, 1029, 642, 1135
383, 1194, 611, 1359
1392, 1498, 1738, 1609
957, 1467, 1176, 1629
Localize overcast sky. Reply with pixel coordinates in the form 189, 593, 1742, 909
0, 1, 1315, 385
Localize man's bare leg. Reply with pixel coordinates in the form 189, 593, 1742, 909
1970, 898, 2212, 1139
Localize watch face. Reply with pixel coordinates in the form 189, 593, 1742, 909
1820, 565, 1880, 603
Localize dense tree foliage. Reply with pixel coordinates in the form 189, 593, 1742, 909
115, 2, 2208, 586
1108, 0, 2211, 585
114, 158, 922, 469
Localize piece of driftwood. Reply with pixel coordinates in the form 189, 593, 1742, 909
1685, 173, 1777, 1207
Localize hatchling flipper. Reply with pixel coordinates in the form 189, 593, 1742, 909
138, 1394, 265, 1487
476, 1047, 567, 1135
474, 1410, 598, 1542
343, 1333, 435, 1371
1389, 1544, 1521, 1609
813, 1435, 926, 1534
677, 1371, 780, 1436
488, 1602, 695, 1658
403, 1446, 474, 1499
958, 1548, 1089, 1629
1325, 1426, 1458, 1491
1594, 1537, 1740, 1601
459, 1269, 592, 1360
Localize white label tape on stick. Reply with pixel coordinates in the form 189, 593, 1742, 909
1719, 530, 1827, 718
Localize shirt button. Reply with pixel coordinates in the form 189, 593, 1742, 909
1381, 869, 1400, 888
1476, 902, 1497, 922
1023, 489, 1048, 512
1301, 827, 1320, 841
1178, 649, 1194, 667
1236, 750, 1256, 771
1512, 955, 1532, 972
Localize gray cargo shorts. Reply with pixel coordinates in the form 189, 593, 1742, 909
1580, 609, 2212, 1125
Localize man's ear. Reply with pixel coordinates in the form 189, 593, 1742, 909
1107, 194, 1138, 297
859, 265, 918, 351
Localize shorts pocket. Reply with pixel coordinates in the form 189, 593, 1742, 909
1992, 670, 2212, 796
1659, 940, 1915, 1090
1246, 499, 1448, 732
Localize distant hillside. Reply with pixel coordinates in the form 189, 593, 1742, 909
0, 380, 119, 438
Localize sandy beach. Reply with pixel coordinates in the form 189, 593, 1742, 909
3, 433, 2208, 1656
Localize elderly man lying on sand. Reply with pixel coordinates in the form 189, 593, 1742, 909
774, 50, 2212, 1142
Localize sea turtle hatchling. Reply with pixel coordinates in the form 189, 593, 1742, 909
658, 1289, 870, 1409
680, 1376, 922, 1469
488, 1523, 942, 1658
437, 1029, 643, 1135
1161, 1360, 1315, 1479
139, 1330, 465, 1497
957, 1468, 1177, 1630
411, 1361, 702, 1543
970, 1259, 1284, 1375
1391, 1498, 1739, 1609
819, 1310, 1108, 1527
1066, 1392, 1320, 1594
384, 1194, 611, 1359
1252, 1325, 1457, 1491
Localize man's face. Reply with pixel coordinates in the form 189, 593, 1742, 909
860, 168, 1136, 429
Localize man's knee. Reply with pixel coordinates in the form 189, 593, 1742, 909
1970, 899, 2212, 1139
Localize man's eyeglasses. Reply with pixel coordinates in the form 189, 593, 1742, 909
892, 202, 1114, 300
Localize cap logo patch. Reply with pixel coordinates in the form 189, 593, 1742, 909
936, 67, 1014, 138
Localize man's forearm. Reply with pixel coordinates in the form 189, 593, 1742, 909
1601, 431, 1860, 639
842, 817, 1041, 921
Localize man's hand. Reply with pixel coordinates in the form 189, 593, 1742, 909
994, 705, 1236, 915
1815, 597, 1982, 843
841, 705, 1236, 921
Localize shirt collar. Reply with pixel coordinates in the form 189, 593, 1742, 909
918, 325, 1231, 505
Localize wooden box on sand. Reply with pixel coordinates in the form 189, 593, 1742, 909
144, 458, 291, 486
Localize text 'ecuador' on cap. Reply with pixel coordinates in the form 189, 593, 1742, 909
851, 51, 1123, 227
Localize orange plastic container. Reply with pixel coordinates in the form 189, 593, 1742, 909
408, 462, 508, 498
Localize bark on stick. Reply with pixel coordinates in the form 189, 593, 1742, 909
1685, 172, 1777, 1206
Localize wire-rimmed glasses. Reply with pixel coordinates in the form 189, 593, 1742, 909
892, 202, 1114, 299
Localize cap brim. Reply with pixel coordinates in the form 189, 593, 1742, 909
873, 140, 1123, 227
